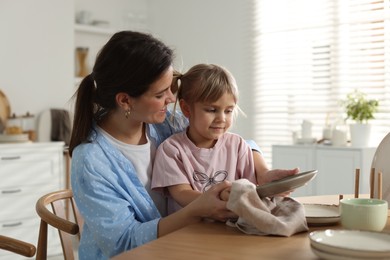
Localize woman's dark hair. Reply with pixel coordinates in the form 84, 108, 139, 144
69, 31, 173, 155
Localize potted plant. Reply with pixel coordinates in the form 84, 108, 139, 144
342, 90, 379, 147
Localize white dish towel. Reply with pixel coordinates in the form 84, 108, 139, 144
226, 179, 309, 237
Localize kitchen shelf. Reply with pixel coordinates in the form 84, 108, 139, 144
74, 23, 117, 35
74, 23, 118, 82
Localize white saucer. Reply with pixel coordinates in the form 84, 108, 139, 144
371, 132, 390, 206
309, 229, 390, 258
256, 170, 317, 197
296, 137, 316, 144
304, 204, 340, 225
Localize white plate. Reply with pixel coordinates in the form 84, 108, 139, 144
371, 132, 390, 207
256, 170, 317, 197
309, 229, 390, 258
0, 90, 11, 128
304, 204, 340, 225
310, 245, 387, 260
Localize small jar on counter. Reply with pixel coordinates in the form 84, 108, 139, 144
22, 112, 36, 141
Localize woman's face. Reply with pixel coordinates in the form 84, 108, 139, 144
131, 66, 175, 124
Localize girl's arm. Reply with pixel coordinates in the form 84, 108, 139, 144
252, 150, 299, 185
252, 150, 271, 185
168, 184, 201, 207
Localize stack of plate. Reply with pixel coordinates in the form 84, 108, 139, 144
0, 134, 29, 143
309, 229, 390, 260
304, 204, 340, 226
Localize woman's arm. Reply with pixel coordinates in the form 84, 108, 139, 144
158, 181, 235, 237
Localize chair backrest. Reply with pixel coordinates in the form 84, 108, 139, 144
371, 131, 390, 204
35, 189, 83, 260
0, 235, 36, 257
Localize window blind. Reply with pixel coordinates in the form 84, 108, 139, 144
253, 0, 390, 165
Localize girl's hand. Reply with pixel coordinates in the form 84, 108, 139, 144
263, 168, 299, 183
252, 151, 298, 186
262, 168, 299, 196
220, 187, 231, 201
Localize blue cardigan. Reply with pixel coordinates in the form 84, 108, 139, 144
71, 111, 260, 259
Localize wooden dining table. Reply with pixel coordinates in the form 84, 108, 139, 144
111, 194, 390, 260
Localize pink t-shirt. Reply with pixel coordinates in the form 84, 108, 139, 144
151, 131, 256, 214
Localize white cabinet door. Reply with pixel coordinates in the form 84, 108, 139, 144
315, 147, 375, 195
315, 149, 360, 195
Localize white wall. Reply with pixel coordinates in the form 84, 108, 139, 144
74, 0, 148, 84
0, 0, 254, 139
0, 0, 74, 119
148, 0, 255, 139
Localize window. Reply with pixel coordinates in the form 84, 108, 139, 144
253, 0, 390, 165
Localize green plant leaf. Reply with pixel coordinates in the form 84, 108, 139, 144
342, 90, 379, 123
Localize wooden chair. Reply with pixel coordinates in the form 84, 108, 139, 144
35, 189, 83, 260
371, 131, 390, 200
0, 235, 36, 257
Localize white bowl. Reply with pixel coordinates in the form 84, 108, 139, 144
340, 198, 388, 232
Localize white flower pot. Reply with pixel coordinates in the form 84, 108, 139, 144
349, 123, 371, 147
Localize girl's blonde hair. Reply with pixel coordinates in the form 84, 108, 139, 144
171, 64, 245, 118
173, 64, 238, 103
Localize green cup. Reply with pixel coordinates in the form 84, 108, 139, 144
340, 198, 388, 232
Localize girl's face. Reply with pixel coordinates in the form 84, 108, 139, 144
131, 66, 175, 124
184, 92, 236, 148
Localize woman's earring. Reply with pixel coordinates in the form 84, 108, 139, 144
125, 109, 131, 119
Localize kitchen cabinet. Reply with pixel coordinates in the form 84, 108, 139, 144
272, 144, 376, 197
0, 142, 65, 260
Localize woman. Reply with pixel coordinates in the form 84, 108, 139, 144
69, 31, 298, 260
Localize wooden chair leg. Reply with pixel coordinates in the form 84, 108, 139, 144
36, 220, 48, 260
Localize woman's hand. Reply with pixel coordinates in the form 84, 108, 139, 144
158, 181, 237, 237
191, 181, 237, 222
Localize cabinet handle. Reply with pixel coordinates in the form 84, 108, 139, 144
2, 222, 22, 228
1, 156, 21, 160
2, 188, 22, 194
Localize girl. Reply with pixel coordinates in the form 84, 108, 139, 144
151, 64, 295, 214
